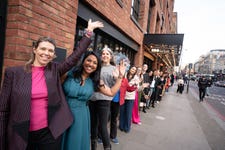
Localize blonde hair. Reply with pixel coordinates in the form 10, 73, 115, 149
101, 45, 115, 66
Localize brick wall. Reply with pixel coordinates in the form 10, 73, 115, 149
84, 0, 145, 45
4, 0, 78, 68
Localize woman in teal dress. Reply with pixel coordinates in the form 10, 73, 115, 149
62, 51, 125, 150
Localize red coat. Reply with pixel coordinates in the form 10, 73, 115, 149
119, 78, 137, 105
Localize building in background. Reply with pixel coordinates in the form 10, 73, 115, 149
0, 0, 183, 84
196, 50, 225, 74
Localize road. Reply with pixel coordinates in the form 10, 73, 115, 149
189, 81, 225, 119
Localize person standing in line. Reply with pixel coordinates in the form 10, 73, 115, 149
61, 51, 125, 150
146, 70, 154, 108
132, 67, 143, 124
165, 75, 171, 92
150, 70, 161, 108
119, 66, 138, 133
170, 73, 175, 86
109, 90, 120, 144
198, 76, 208, 102
148, 70, 155, 106
89, 46, 119, 150
0, 19, 103, 150
140, 64, 150, 113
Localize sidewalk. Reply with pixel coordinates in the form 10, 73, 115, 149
97, 84, 225, 150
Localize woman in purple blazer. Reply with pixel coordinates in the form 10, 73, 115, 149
0, 19, 103, 150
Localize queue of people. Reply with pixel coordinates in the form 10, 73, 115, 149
0, 19, 175, 150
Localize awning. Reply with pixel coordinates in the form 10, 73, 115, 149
143, 34, 184, 67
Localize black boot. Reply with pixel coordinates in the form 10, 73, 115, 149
142, 106, 146, 113
91, 139, 97, 150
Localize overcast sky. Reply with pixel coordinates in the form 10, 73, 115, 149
174, 0, 225, 66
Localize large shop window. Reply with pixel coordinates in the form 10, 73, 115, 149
75, 17, 136, 65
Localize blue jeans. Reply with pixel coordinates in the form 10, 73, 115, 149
119, 99, 134, 132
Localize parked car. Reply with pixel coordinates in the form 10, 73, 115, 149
214, 81, 225, 87
190, 75, 197, 81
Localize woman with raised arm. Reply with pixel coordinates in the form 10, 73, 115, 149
61, 50, 125, 150
0, 19, 103, 150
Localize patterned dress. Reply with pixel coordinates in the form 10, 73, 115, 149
62, 71, 94, 150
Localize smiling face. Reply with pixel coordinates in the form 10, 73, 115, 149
33, 41, 55, 67
101, 49, 112, 65
129, 66, 137, 75
82, 54, 98, 76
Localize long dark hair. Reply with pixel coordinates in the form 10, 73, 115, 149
71, 51, 101, 91
126, 65, 137, 82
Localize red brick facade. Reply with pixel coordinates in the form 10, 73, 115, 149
4, 0, 78, 68
1, 0, 178, 81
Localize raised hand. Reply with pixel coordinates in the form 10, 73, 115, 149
118, 59, 126, 78
87, 19, 104, 31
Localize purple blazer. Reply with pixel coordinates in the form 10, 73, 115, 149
0, 36, 91, 150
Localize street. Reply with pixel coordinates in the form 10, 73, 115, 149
96, 82, 225, 150
189, 80, 225, 122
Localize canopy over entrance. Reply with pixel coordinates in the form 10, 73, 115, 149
143, 34, 184, 67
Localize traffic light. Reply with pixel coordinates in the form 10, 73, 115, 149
189, 63, 193, 69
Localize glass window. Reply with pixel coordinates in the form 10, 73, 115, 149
96, 34, 103, 52
131, 0, 140, 21
75, 17, 137, 65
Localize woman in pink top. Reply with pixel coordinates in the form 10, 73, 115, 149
0, 19, 103, 150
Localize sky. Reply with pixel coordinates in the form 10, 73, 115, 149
174, 0, 225, 66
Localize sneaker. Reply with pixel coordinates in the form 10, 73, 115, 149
97, 138, 103, 144
111, 138, 119, 144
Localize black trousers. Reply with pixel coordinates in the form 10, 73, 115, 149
89, 100, 111, 149
177, 84, 184, 94
26, 127, 62, 150
199, 88, 206, 100
110, 101, 120, 139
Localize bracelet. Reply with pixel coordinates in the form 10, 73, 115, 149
84, 29, 93, 37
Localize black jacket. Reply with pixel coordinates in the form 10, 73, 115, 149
198, 78, 208, 89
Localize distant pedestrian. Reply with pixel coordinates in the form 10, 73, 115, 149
206, 77, 213, 96
197, 76, 208, 102
177, 77, 184, 94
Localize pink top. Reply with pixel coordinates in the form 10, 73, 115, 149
29, 66, 48, 131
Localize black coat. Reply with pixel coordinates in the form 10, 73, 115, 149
198, 78, 208, 89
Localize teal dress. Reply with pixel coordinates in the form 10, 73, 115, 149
62, 71, 94, 150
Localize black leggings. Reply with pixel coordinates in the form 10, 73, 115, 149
26, 127, 62, 150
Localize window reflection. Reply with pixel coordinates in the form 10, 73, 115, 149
75, 17, 136, 65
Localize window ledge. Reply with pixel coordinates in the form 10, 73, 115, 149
130, 15, 144, 33
116, 0, 124, 8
